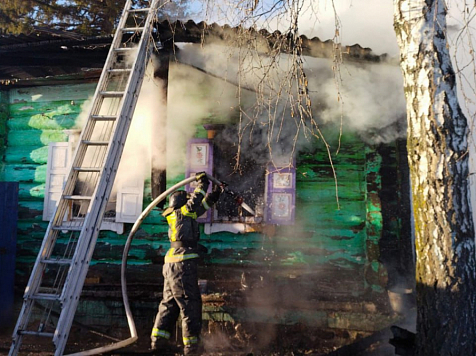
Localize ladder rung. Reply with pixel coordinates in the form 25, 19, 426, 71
121, 27, 145, 32
114, 47, 137, 52
41, 258, 73, 265
108, 68, 131, 73
18, 330, 55, 338
82, 140, 109, 146
30, 293, 61, 302
52, 225, 82, 232
63, 195, 92, 200
100, 91, 124, 97
127, 8, 150, 13
73, 167, 101, 173
91, 115, 117, 121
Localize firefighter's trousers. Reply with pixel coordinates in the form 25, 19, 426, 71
152, 259, 202, 346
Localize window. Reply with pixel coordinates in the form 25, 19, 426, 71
43, 139, 144, 234
265, 166, 296, 224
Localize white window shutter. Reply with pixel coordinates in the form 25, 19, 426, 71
44, 141, 144, 227
43, 143, 70, 221
115, 176, 144, 223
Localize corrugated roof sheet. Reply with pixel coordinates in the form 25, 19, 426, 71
0, 20, 389, 87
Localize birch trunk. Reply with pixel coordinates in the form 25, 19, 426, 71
394, 0, 476, 354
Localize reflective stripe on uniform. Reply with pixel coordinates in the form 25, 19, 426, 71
202, 198, 210, 210
183, 336, 198, 345
181, 205, 197, 219
194, 187, 206, 196
166, 248, 176, 258
164, 251, 200, 263
151, 327, 171, 339
166, 212, 178, 241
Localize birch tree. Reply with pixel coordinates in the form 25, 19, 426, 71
394, 0, 476, 354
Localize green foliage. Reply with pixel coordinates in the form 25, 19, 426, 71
0, 0, 122, 35
0, 0, 193, 36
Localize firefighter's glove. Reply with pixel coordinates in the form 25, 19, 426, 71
208, 184, 223, 205
195, 172, 208, 184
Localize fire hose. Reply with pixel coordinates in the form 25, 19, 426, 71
67, 174, 253, 355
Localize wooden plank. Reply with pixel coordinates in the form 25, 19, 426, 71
297, 162, 365, 178
18, 182, 45, 199
9, 83, 96, 104
7, 114, 78, 130
17, 200, 43, 220
4, 146, 48, 164
10, 100, 86, 119
297, 200, 366, 220
296, 183, 365, 203
7, 129, 67, 146
2, 163, 46, 183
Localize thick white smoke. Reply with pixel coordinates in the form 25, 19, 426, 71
73, 61, 165, 200
165, 60, 245, 177
176, 42, 407, 154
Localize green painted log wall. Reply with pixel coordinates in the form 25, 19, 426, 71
2, 83, 392, 278
2, 84, 169, 282
3, 85, 94, 280
2, 82, 406, 331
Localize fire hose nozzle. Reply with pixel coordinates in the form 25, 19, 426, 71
235, 196, 244, 206
205, 173, 255, 215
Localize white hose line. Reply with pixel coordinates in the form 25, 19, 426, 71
66, 176, 196, 356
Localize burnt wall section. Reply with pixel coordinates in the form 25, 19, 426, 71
364, 146, 386, 292
377, 141, 414, 292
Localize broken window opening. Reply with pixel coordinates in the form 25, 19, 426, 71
212, 127, 266, 224
186, 124, 295, 232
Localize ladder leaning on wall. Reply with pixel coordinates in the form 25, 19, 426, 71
9, 0, 161, 355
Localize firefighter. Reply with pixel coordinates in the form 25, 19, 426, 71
151, 172, 222, 355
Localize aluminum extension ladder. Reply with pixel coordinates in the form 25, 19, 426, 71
9, 0, 161, 354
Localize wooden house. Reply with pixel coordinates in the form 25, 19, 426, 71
0, 21, 415, 354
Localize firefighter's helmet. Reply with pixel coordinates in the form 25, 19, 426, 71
169, 190, 189, 209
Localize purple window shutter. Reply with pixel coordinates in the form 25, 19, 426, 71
186, 139, 213, 222
265, 165, 296, 225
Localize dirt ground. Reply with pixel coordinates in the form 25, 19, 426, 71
0, 322, 398, 356
0, 292, 408, 356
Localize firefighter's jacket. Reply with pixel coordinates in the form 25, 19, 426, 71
163, 180, 217, 263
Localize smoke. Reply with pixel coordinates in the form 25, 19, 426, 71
115, 62, 166, 185
74, 98, 92, 130
306, 57, 407, 144
176, 42, 407, 159
73, 59, 166, 199
165, 60, 244, 177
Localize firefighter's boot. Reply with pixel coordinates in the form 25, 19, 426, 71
150, 336, 172, 353
183, 343, 204, 356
